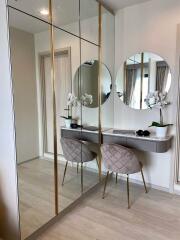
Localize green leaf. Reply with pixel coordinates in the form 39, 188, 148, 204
149, 121, 173, 127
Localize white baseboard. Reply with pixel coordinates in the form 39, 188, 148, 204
174, 183, 180, 195
116, 174, 170, 193
18, 156, 40, 165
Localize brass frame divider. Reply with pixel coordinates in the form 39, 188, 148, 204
98, 2, 102, 182
49, 0, 59, 215
140, 52, 144, 109
175, 57, 180, 183
78, 0, 84, 194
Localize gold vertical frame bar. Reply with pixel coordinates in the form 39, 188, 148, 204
140, 52, 144, 109
124, 62, 127, 103
175, 57, 180, 183
98, 2, 102, 181
49, 0, 59, 215
78, 0, 84, 194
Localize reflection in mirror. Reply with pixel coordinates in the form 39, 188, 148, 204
52, 0, 80, 36
74, 60, 112, 108
116, 52, 171, 110
51, 28, 82, 212
8, 0, 50, 24
80, 0, 99, 44
101, 5, 115, 129
8, 7, 55, 239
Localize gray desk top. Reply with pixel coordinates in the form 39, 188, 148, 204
103, 129, 172, 142
61, 126, 172, 142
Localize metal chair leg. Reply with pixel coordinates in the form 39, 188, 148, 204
81, 162, 83, 194
116, 173, 118, 184
127, 174, 130, 209
62, 161, 68, 186
102, 171, 109, 199
77, 163, 79, 174
141, 168, 148, 193
96, 157, 100, 171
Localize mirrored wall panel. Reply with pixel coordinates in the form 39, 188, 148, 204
8, 7, 55, 239
80, 0, 99, 44
52, 0, 80, 37
8, 0, 114, 239
8, 0, 51, 24
52, 28, 82, 212
116, 52, 172, 110
101, 5, 115, 130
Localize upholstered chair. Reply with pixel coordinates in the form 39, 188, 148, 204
101, 144, 148, 209
60, 137, 97, 193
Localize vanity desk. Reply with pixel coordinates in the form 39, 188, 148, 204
103, 129, 172, 153
61, 127, 172, 153
61, 126, 100, 143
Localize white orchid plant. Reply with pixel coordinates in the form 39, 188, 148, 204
61, 93, 78, 120
144, 91, 172, 127
80, 93, 93, 106
61, 93, 93, 120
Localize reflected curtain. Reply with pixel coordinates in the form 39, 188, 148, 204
125, 68, 137, 105
156, 61, 169, 92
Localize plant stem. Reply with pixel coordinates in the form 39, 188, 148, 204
68, 106, 70, 118
160, 108, 163, 125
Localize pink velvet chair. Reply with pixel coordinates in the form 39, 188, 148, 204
101, 144, 148, 209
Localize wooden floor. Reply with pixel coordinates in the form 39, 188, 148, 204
18, 159, 99, 239
37, 177, 180, 240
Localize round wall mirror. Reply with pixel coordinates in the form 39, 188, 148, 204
116, 52, 172, 110
74, 60, 112, 108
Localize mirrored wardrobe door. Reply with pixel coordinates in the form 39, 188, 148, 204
79, 40, 100, 191
8, 0, 51, 24
52, 27, 83, 213
52, 0, 80, 37
80, 0, 99, 45
101, 6, 115, 130
78, 0, 102, 190
8, 4, 56, 239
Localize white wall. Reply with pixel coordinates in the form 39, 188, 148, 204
10, 27, 39, 163
0, 0, 20, 239
115, 0, 180, 191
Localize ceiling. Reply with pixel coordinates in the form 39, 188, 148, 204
101, 0, 151, 12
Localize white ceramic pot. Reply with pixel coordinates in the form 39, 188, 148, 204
65, 119, 71, 128
156, 126, 168, 138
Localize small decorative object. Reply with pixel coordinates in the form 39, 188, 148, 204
136, 130, 150, 137
144, 91, 172, 138
61, 93, 78, 128
70, 123, 79, 129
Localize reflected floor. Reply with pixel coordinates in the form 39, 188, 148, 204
18, 158, 99, 239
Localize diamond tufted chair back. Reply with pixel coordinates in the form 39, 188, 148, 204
101, 144, 141, 174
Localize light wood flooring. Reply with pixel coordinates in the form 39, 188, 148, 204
18, 159, 99, 239
37, 177, 180, 240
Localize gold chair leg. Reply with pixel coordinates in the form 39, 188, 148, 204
96, 157, 99, 171
62, 161, 68, 186
77, 163, 79, 174
141, 168, 148, 193
81, 162, 83, 194
116, 173, 118, 184
102, 171, 109, 199
127, 174, 130, 209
